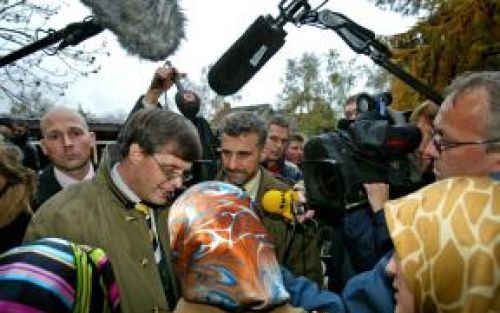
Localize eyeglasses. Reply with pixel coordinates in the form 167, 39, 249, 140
432, 130, 500, 153
152, 155, 193, 183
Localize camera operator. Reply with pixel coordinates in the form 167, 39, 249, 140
315, 92, 425, 292
340, 94, 392, 274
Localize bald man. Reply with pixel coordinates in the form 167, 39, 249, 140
36, 107, 95, 207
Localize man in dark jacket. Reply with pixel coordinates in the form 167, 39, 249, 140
262, 115, 302, 184
35, 107, 96, 208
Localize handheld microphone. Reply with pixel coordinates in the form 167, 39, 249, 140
165, 61, 201, 119
261, 189, 301, 222
208, 15, 287, 96
80, 0, 185, 60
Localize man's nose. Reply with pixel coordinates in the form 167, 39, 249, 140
227, 155, 239, 170
385, 255, 397, 277
62, 134, 74, 147
424, 139, 439, 159
172, 176, 183, 189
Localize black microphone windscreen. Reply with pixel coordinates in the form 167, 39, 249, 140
81, 0, 185, 61
208, 15, 286, 96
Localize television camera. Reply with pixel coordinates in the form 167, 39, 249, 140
302, 92, 423, 224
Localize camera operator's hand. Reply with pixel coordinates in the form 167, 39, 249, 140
363, 182, 389, 213
143, 66, 185, 107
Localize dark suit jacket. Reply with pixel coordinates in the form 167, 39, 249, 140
35, 165, 62, 209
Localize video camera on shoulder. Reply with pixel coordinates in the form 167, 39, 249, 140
302, 92, 421, 225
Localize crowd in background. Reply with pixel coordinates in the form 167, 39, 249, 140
0, 69, 498, 313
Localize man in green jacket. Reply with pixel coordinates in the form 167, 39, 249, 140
25, 108, 202, 313
217, 111, 323, 285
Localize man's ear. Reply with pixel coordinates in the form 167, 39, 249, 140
40, 139, 48, 156
258, 146, 265, 162
89, 131, 96, 147
128, 143, 146, 165
491, 149, 500, 173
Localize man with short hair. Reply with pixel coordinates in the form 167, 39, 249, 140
36, 107, 96, 207
284, 132, 305, 167
425, 71, 500, 179
344, 94, 360, 121
344, 71, 500, 313
382, 71, 500, 313
217, 111, 322, 285
25, 108, 202, 313
263, 115, 302, 183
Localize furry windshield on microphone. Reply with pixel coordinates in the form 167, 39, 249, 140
81, 0, 185, 61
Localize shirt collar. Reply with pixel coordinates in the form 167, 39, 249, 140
54, 164, 94, 189
242, 169, 262, 200
110, 162, 141, 203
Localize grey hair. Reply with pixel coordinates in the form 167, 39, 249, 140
218, 112, 267, 147
445, 71, 500, 140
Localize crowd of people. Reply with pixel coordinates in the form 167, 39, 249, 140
0, 68, 498, 313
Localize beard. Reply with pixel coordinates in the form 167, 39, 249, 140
223, 169, 258, 187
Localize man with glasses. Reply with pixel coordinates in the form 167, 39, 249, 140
426, 71, 500, 179
25, 108, 202, 313
344, 71, 500, 313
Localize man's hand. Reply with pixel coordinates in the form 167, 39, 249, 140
143, 66, 185, 106
363, 182, 389, 213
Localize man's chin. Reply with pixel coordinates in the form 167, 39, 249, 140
226, 176, 247, 186
433, 167, 445, 180
57, 160, 89, 172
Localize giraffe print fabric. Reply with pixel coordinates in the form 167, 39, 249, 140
385, 176, 500, 313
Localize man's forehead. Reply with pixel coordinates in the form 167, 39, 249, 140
268, 124, 289, 136
42, 111, 87, 130
221, 133, 260, 148
435, 87, 488, 133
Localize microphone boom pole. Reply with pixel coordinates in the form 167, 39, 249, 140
0, 19, 103, 68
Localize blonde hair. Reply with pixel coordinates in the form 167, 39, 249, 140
409, 100, 439, 126
0, 143, 36, 227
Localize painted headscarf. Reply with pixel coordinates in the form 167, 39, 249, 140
384, 176, 500, 313
168, 181, 289, 312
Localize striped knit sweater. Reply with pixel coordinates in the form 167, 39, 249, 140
0, 238, 121, 313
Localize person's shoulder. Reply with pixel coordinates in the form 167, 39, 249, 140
36, 180, 100, 217
261, 168, 292, 190
38, 164, 55, 181
284, 160, 300, 171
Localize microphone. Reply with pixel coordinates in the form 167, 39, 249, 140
174, 89, 200, 120
261, 189, 301, 222
80, 0, 185, 60
165, 61, 201, 119
208, 15, 287, 95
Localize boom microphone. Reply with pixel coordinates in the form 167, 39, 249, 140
208, 15, 287, 95
261, 189, 301, 222
80, 0, 185, 60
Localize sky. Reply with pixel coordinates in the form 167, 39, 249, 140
43, 0, 416, 116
